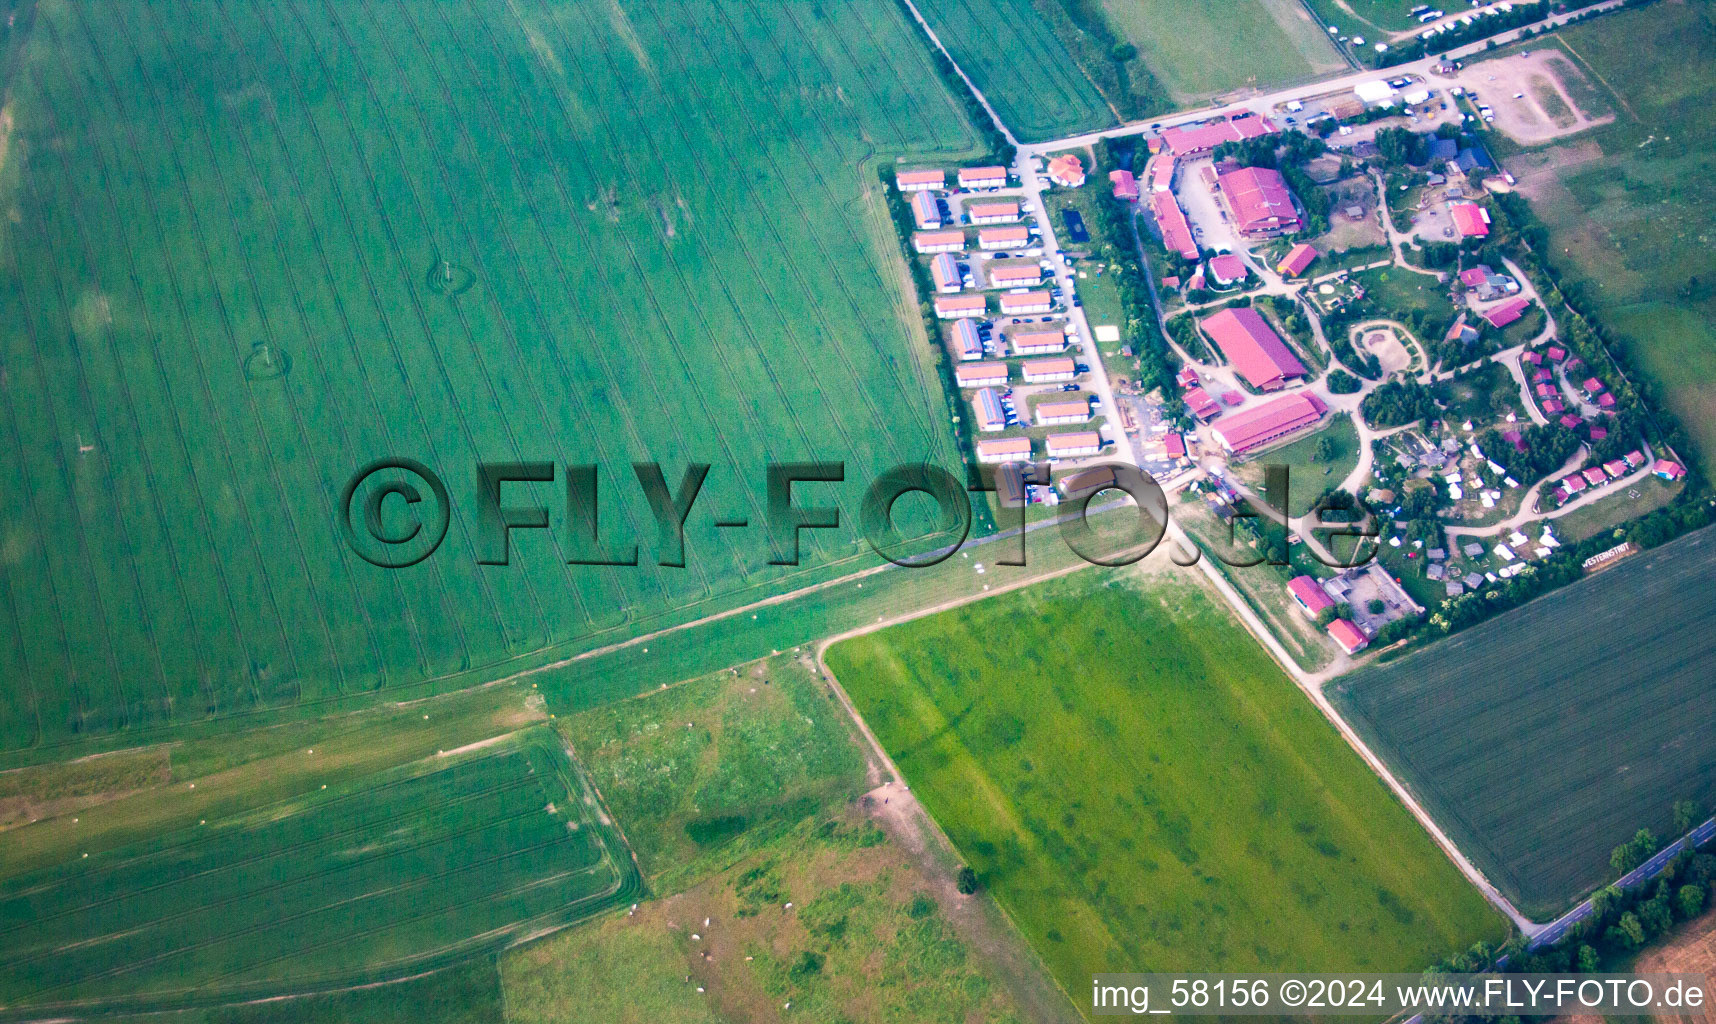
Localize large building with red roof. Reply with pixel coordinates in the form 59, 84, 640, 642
1209, 392, 1327, 453
1215, 166, 1301, 237
1047, 153, 1086, 188
1199, 307, 1306, 391
1160, 114, 1276, 157
1151, 192, 1198, 261
896, 168, 944, 192
1450, 202, 1491, 238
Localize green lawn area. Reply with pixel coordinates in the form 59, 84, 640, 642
0, 0, 978, 756
1237, 413, 1361, 516
1352, 265, 1454, 321
827, 569, 1504, 996
1332, 524, 1716, 919
1301, 0, 1422, 34
1100, 0, 1347, 105
1504, 2, 1716, 476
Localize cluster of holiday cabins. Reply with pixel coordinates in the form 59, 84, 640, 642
899, 161, 1100, 480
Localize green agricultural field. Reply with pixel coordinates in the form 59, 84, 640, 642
0, 0, 980, 756
910, 0, 1115, 139
1331, 524, 1716, 919
1098, 0, 1348, 105
0, 727, 638, 1016
1501, 2, 1716, 475
827, 569, 1503, 1000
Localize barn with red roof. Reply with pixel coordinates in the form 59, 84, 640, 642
1450, 202, 1491, 238
1209, 392, 1327, 453
1199, 307, 1306, 390
1215, 166, 1301, 237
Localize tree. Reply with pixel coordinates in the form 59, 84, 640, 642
1326, 369, 1361, 394
956, 866, 979, 894
1674, 800, 1701, 834
1314, 435, 1338, 463
1607, 911, 1646, 950
1367, 598, 1386, 615
1576, 944, 1601, 973
1678, 884, 1707, 921
1639, 896, 1674, 937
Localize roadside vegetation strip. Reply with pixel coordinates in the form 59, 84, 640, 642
1331, 524, 1716, 921
0, 727, 638, 1016
0, 0, 982, 753
827, 568, 1504, 995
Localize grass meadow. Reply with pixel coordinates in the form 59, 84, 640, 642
1331, 524, 1716, 919
1098, 0, 1348, 105
1235, 412, 1361, 517
0, 0, 978, 756
826, 568, 1503, 996
1502, 2, 1716, 476
0, 727, 638, 1015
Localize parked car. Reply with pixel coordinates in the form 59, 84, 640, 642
1061, 383, 1082, 392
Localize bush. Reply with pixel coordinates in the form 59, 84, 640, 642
1326, 369, 1361, 394
956, 866, 979, 894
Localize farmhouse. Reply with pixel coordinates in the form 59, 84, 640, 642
1450, 202, 1491, 238
954, 361, 1008, 387
952, 318, 984, 360
1151, 192, 1199, 261
1287, 575, 1336, 617
999, 290, 1053, 315
1109, 169, 1140, 200
1057, 465, 1115, 500
967, 201, 1020, 225
896, 168, 944, 192
1207, 253, 1247, 286
1022, 356, 1076, 383
1160, 114, 1275, 157
1482, 297, 1529, 329
913, 230, 965, 254
958, 165, 1008, 190
1035, 398, 1091, 426
1184, 386, 1220, 420
1656, 460, 1686, 481
930, 253, 963, 293
979, 226, 1030, 250
934, 294, 986, 319
975, 437, 1032, 464
989, 262, 1044, 288
1047, 153, 1086, 188
911, 191, 942, 230
1010, 330, 1064, 356
1277, 243, 1318, 278
1215, 166, 1301, 237
973, 388, 1007, 432
1046, 431, 1101, 458
1209, 392, 1327, 453
1199, 307, 1306, 391
1327, 618, 1369, 655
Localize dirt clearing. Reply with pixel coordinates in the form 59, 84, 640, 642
1452, 49, 1614, 145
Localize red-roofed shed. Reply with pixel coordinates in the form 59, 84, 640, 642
1277, 243, 1317, 278
1450, 202, 1491, 238
1109, 169, 1140, 200
1483, 297, 1529, 328
1287, 576, 1335, 617
1327, 618, 1368, 655
1559, 414, 1581, 429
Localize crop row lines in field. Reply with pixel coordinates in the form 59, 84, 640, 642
384, 0, 700, 609
0, 752, 542, 927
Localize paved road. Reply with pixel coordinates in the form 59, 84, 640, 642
1529, 817, 1716, 950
